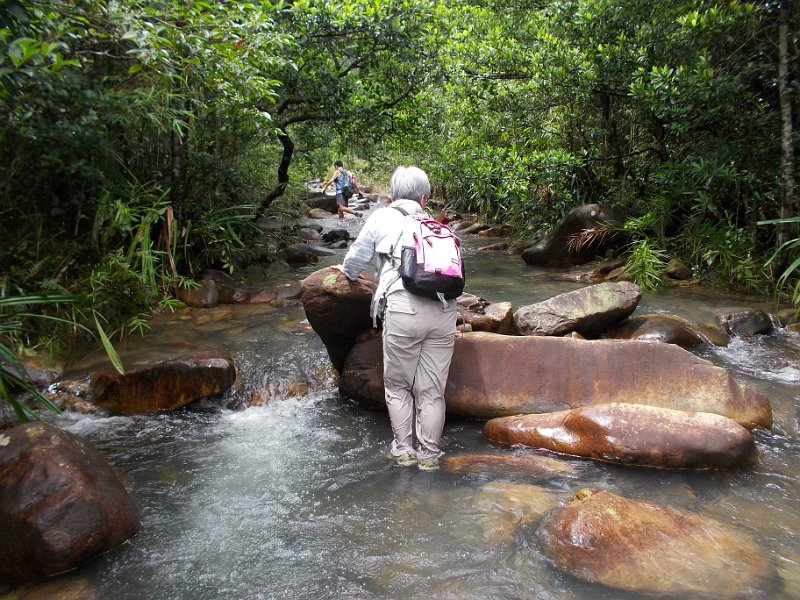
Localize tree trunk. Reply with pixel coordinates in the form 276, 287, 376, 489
598, 91, 626, 179
170, 116, 188, 224
259, 126, 294, 215
777, 0, 797, 264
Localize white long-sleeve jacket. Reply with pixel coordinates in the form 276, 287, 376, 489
342, 198, 425, 322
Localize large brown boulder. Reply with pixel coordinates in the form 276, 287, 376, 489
300, 267, 375, 372
0, 422, 141, 582
538, 488, 774, 598
484, 403, 758, 469
513, 281, 642, 337
339, 332, 772, 429
301, 268, 519, 370
76, 342, 236, 414
520, 204, 626, 266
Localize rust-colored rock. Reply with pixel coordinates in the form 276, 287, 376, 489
340, 332, 772, 429
339, 335, 384, 405
538, 489, 773, 598
300, 266, 375, 372
173, 280, 219, 308
484, 403, 758, 469
86, 342, 236, 414
445, 332, 771, 428
0, 422, 141, 582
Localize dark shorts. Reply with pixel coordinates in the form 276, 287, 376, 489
335, 193, 347, 207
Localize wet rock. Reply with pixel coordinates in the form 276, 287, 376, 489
441, 453, 577, 478
15, 355, 63, 388
339, 332, 772, 429
250, 288, 277, 303
300, 266, 375, 372
0, 576, 99, 600
460, 222, 493, 235
80, 342, 236, 414
173, 279, 219, 308
513, 281, 642, 337
538, 488, 774, 598
301, 192, 337, 214
478, 242, 508, 252
278, 244, 320, 267
435, 208, 461, 224
450, 219, 476, 232
484, 403, 758, 469
299, 244, 337, 257
0, 422, 141, 582
473, 483, 558, 545
460, 300, 518, 335
298, 227, 322, 242
563, 257, 626, 282
307, 208, 331, 219
217, 284, 251, 304
273, 281, 301, 300
339, 335, 384, 404
719, 310, 775, 337
478, 225, 512, 237
322, 228, 350, 243
521, 204, 626, 267
606, 313, 728, 348
663, 257, 693, 280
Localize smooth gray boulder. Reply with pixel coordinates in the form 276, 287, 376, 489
513, 281, 642, 337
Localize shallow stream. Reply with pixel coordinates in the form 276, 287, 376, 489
38, 206, 800, 599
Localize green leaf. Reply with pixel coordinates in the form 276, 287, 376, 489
94, 316, 125, 375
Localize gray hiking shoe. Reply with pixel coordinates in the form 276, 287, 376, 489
391, 452, 418, 467
417, 457, 440, 471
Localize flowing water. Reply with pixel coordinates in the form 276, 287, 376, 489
31, 206, 800, 599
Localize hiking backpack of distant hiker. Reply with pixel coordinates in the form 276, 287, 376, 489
338, 168, 356, 200
392, 206, 465, 300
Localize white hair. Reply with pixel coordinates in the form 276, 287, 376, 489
389, 166, 430, 203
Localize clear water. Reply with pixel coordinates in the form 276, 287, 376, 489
18, 208, 799, 600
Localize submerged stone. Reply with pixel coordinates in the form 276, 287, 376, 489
538, 488, 774, 598
473, 483, 558, 545
441, 452, 577, 478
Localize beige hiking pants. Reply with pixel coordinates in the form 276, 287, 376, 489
382, 289, 457, 460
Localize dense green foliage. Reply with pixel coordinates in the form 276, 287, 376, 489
415, 0, 798, 293
0, 0, 798, 396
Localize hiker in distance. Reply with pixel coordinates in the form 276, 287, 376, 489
321, 160, 360, 221
337, 166, 459, 471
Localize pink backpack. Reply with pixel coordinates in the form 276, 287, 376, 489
393, 207, 465, 300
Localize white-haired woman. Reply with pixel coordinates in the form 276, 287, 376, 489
340, 166, 458, 470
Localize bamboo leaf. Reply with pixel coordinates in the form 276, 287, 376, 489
94, 316, 125, 375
